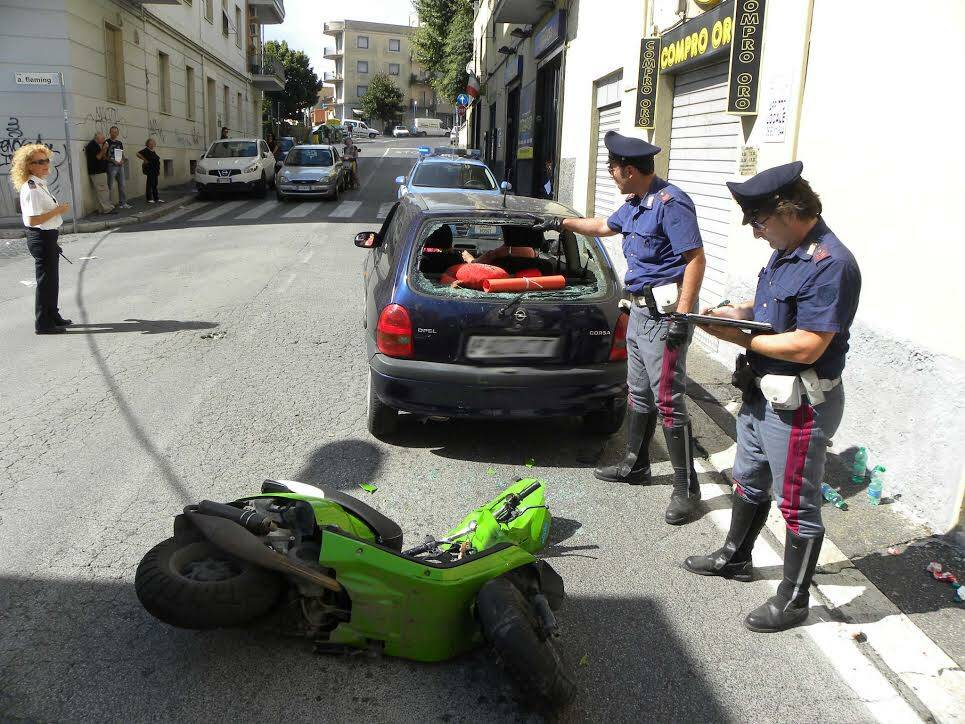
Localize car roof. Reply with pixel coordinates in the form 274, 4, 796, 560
210, 138, 262, 143
404, 191, 579, 217
416, 156, 489, 168
288, 144, 336, 149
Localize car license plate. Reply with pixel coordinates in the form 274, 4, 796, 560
311, 184, 324, 190
217, 177, 231, 184
466, 336, 559, 360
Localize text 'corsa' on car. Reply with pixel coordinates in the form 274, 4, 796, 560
194, 138, 276, 198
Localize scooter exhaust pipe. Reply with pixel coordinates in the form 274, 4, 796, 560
185, 512, 343, 593
193, 500, 272, 535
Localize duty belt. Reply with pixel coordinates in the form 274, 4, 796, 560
755, 376, 841, 391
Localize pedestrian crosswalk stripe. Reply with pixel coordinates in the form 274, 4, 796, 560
192, 200, 248, 221
377, 202, 394, 219
330, 201, 362, 218
236, 200, 278, 219
281, 201, 324, 219
150, 202, 209, 224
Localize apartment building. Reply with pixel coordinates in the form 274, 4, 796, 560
322, 19, 452, 129
470, 0, 965, 534
0, 0, 286, 218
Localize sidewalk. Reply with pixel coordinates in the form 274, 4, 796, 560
686, 343, 964, 718
0, 182, 198, 240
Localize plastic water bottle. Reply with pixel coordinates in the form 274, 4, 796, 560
821, 483, 848, 510
852, 447, 868, 484
867, 465, 885, 506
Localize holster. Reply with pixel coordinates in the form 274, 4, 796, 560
732, 354, 756, 403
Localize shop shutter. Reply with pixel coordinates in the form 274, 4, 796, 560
594, 101, 625, 285
667, 61, 740, 350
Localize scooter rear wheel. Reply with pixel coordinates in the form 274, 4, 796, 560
135, 537, 284, 629
476, 577, 575, 710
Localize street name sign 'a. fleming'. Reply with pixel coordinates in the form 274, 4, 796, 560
635, 38, 660, 129
726, 0, 766, 115
15, 72, 61, 86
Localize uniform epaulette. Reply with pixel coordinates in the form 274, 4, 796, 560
658, 189, 673, 204
813, 244, 831, 263
26, 179, 36, 188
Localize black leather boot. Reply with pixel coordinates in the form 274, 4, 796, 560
683, 495, 770, 581
663, 423, 701, 524
594, 409, 656, 484
745, 530, 824, 633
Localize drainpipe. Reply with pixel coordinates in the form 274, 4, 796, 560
790, 0, 815, 161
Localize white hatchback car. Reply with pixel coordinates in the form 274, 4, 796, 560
194, 138, 276, 198
391, 125, 411, 138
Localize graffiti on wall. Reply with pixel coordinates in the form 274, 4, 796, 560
148, 118, 166, 143
0, 117, 69, 214
84, 105, 129, 136
174, 126, 203, 148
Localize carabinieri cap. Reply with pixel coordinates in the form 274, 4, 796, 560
604, 131, 661, 162
726, 161, 804, 224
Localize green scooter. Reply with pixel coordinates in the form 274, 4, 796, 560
135, 478, 574, 708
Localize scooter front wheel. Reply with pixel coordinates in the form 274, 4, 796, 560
135, 537, 284, 629
477, 577, 575, 710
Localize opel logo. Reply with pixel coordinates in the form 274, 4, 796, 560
513, 308, 527, 322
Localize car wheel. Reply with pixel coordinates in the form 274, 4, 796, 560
367, 370, 398, 439
369, 132, 377, 139
330, 181, 340, 202
276, 188, 286, 202
582, 398, 627, 435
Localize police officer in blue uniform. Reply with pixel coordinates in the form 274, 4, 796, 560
684, 161, 861, 632
536, 131, 707, 524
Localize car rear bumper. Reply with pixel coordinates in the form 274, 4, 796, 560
370, 354, 627, 418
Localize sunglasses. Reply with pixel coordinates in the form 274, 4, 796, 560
30, 159, 51, 166
749, 214, 770, 231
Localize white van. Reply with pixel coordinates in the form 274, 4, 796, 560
413, 118, 449, 137
341, 120, 380, 139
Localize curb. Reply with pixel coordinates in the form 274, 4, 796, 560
0, 192, 198, 239
689, 378, 965, 723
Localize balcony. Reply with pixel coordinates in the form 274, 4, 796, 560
324, 21, 345, 35
323, 71, 343, 83
126, 0, 181, 5
250, 58, 285, 92
248, 0, 285, 25
324, 46, 342, 59
493, 0, 554, 24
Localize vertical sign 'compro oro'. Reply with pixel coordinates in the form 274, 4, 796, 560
635, 38, 660, 129
726, 0, 767, 115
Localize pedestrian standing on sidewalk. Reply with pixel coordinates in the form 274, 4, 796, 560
106, 126, 131, 209
137, 138, 162, 204
84, 132, 115, 214
534, 131, 706, 525
683, 162, 861, 633
10, 144, 73, 335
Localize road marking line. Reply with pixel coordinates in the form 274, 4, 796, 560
329, 201, 362, 218
300, 249, 314, 264
281, 201, 323, 219
191, 200, 247, 221
236, 200, 277, 219
377, 202, 394, 219
149, 202, 209, 224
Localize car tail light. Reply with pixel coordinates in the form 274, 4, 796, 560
609, 313, 629, 361
377, 304, 414, 358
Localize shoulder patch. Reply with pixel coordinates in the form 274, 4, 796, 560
658, 189, 673, 204
26, 179, 36, 188
813, 244, 831, 263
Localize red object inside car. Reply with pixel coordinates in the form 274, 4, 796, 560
439, 263, 509, 289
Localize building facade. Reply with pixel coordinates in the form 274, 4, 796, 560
322, 19, 452, 130
471, 0, 965, 534
0, 0, 285, 219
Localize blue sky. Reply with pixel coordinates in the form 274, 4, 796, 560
265, 0, 417, 79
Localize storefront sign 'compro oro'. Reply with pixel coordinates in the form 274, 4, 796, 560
635, 38, 660, 129
659, 0, 735, 73
726, 0, 767, 115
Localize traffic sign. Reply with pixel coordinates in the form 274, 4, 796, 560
15, 72, 60, 86
456, 93, 470, 107
457, 106, 466, 116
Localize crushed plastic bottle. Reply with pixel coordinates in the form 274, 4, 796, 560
955, 587, 965, 603
867, 465, 885, 506
821, 483, 848, 510
926, 561, 943, 575
851, 447, 868, 483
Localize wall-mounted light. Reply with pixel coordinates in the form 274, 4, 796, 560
509, 27, 532, 39
497, 46, 517, 55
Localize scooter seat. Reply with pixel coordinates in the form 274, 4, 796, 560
262, 479, 404, 551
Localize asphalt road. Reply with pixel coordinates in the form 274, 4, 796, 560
0, 137, 880, 722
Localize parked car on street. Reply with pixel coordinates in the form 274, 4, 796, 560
392, 125, 411, 138
342, 120, 380, 139
276, 145, 345, 201
413, 118, 449, 137
395, 150, 504, 199
354, 192, 627, 438
194, 138, 275, 198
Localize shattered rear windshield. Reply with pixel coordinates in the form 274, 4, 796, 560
409, 217, 611, 301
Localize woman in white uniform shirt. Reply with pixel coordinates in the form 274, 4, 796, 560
10, 144, 72, 334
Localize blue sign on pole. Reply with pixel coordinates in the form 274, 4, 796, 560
456, 93, 471, 107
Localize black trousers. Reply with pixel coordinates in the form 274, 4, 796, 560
146, 171, 159, 201
25, 227, 60, 331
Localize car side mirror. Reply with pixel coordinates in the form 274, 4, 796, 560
395, 176, 405, 184
199, 153, 205, 159
354, 232, 380, 249
500, 181, 512, 192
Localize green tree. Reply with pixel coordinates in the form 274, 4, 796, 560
262, 40, 322, 121
412, 0, 473, 104
360, 73, 405, 128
